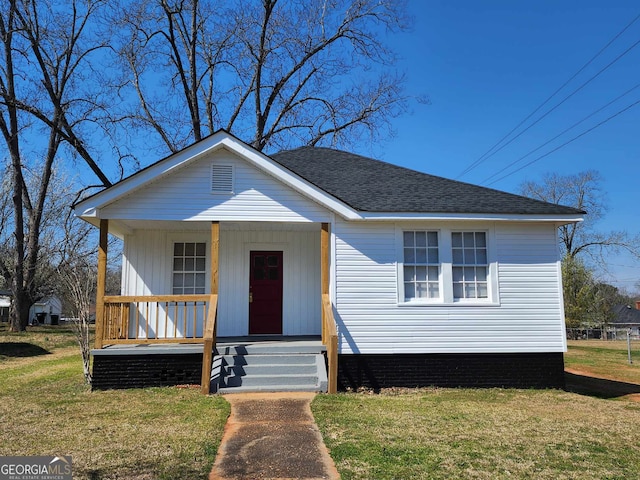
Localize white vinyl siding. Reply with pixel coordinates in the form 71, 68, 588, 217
334, 219, 565, 355
101, 150, 331, 223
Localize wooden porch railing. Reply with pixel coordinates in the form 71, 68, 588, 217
321, 293, 338, 394
101, 294, 213, 345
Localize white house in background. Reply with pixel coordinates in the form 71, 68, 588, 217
0, 290, 10, 323
74, 130, 583, 391
29, 295, 62, 325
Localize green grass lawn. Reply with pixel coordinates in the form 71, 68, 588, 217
312, 387, 640, 480
565, 339, 640, 384
0, 325, 230, 480
312, 341, 640, 480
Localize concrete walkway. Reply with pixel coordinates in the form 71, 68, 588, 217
209, 392, 340, 480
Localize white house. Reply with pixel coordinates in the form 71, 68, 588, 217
74, 130, 583, 392
29, 295, 62, 325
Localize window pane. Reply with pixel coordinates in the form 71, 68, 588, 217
453, 283, 463, 298
184, 287, 194, 295
403, 231, 414, 247
195, 286, 206, 294
195, 273, 206, 288
416, 282, 428, 298
428, 283, 440, 297
464, 267, 475, 280
452, 249, 464, 264
404, 248, 415, 263
428, 266, 439, 280
173, 273, 183, 287
476, 249, 487, 264
427, 231, 438, 247
415, 231, 426, 247
428, 248, 439, 263
416, 248, 427, 263
174, 243, 184, 256
268, 255, 278, 266
196, 242, 206, 256
269, 268, 279, 280
465, 283, 476, 298
173, 258, 183, 271
255, 256, 264, 267
404, 266, 415, 282
184, 274, 194, 287
184, 258, 194, 271
452, 232, 462, 247
452, 267, 463, 282
476, 267, 487, 281
405, 283, 416, 300
477, 283, 488, 298
475, 232, 486, 247
463, 232, 474, 246
185, 243, 195, 256
255, 268, 265, 280
416, 266, 427, 282
196, 258, 206, 271
464, 248, 475, 264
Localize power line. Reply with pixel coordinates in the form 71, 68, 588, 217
485, 97, 640, 186
481, 80, 640, 184
456, 11, 640, 180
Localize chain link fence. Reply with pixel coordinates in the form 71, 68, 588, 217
566, 327, 640, 341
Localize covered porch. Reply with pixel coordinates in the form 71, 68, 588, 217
93, 219, 337, 393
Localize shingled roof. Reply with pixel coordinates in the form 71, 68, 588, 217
271, 146, 585, 215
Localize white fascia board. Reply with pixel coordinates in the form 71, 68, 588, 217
74, 131, 362, 221
358, 212, 584, 224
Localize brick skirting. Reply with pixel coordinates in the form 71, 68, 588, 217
92, 353, 203, 390
337, 352, 565, 391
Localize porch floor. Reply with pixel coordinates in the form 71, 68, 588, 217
91, 335, 323, 356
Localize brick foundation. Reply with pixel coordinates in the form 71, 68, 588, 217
337, 352, 565, 391
92, 353, 203, 390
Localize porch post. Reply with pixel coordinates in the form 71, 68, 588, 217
321, 223, 329, 295
210, 221, 219, 295
201, 221, 219, 394
95, 219, 108, 349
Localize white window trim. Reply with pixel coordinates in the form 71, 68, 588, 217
396, 224, 500, 306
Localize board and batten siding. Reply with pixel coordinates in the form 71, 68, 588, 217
333, 219, 566, 354
101, 149, 331, 223
122, 227, 321, 337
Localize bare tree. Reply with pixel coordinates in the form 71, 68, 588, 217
111, 0, 411, 153
0, 0, 112, 331
520, 170, 640, 264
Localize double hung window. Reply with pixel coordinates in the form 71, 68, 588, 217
172, 242, 206, 295
400, 229, 492, 304
403, 231, 440, 301
452, 232, 488, 299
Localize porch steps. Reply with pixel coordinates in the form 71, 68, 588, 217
212, 340, 327, 393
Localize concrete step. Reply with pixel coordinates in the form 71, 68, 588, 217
221, 354, 317, 366
214, 351, 328, 394
215, 343, 326, 356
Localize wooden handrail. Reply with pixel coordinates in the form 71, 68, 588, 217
103, 294, 210, 303
201, 294, 218, 394
322, 293, 338, 394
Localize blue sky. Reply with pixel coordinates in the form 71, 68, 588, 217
363, 1, 640, 292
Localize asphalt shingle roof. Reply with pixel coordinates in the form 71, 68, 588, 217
612, 305, 640, 325
271, 146, 585, 215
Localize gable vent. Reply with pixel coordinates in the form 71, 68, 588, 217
211, 164, 233, 193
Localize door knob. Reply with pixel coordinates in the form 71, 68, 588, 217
249, 292, 253, 303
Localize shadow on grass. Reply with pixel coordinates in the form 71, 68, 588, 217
0, 342, 51, 358
565, 372, 640, 399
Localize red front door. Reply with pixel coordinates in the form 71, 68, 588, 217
249, 251, 283, 335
